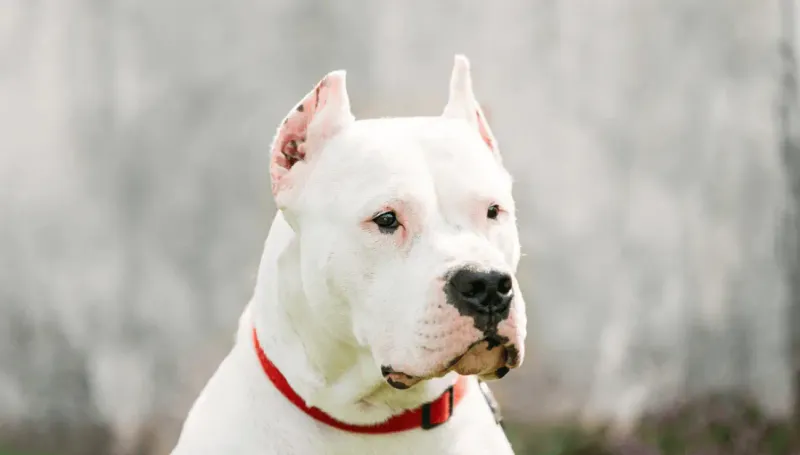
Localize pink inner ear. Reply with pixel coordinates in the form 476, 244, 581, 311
475, 107, 495, 151
270, 78, 333, 191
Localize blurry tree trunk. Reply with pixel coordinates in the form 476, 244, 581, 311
781, 0, 800, 432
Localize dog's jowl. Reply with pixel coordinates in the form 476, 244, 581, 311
171, 55, 527, 455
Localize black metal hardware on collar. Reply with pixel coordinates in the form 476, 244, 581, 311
421, 384, 455, 430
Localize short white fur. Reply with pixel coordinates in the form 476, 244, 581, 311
171, 55, 526, 455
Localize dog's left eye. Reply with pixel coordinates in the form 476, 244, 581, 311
372, 211, 400, 233
487, 204, 500, 220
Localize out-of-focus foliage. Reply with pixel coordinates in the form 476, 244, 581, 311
507, 394, 799, 455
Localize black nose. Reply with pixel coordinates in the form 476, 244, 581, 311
446, 269, 514, 314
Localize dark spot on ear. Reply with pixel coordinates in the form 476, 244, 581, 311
495, 366, 509, 379
314, 84, 322, 109
296, 104, 304, 112
386, 378, 410, 390
281, 138, 306, 168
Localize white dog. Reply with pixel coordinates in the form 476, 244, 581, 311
171, 55, 527, 455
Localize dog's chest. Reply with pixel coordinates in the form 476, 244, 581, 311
312, 426, 514, 455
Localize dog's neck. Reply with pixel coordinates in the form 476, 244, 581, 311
240, 212, 457, 425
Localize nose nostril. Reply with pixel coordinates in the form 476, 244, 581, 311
497, 277, 513, 296
454, 276, 486, 298
463, 280, 486, 298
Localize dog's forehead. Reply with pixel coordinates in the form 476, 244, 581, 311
301, 116, 513, 221
322, 117, 509, 190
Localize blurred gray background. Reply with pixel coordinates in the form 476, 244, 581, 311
1, 0, 798, 454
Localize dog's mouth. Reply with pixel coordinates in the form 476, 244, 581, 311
380, 335, 521, 390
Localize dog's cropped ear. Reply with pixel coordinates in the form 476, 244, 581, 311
270, 71, 355, 201
442, 55, 499, 158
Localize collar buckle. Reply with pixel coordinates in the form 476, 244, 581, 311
421, 384, 455, 430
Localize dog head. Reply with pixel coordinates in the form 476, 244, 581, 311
268, 56, 526, 390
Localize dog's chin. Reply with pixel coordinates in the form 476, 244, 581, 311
381, 339, 520, 390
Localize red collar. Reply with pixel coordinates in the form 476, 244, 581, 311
252, 328, 468, 434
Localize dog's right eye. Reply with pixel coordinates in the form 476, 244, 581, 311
372, 211, 400, 233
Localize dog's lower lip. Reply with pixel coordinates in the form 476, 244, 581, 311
447, 353, 465, 368
495, 366, 510, 378
505, 345, 520, 367
384, 340, 516, 383
386, 378, 410, 390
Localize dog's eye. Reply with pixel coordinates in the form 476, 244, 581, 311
487, 204, 500, 220
372, 211, 400, 232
